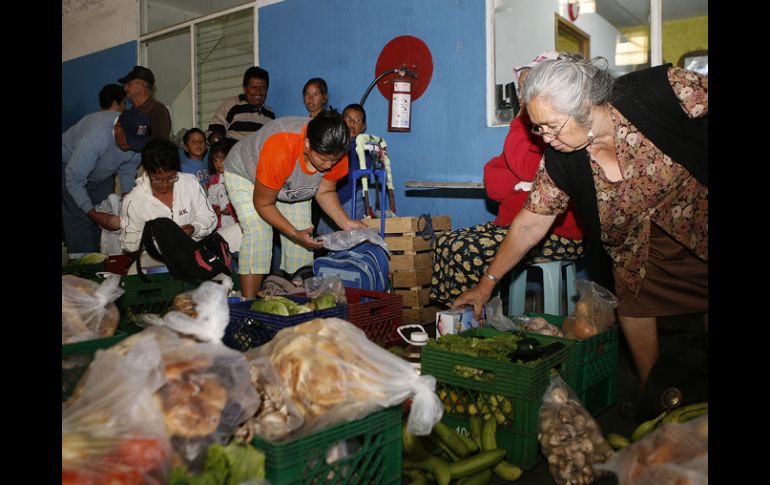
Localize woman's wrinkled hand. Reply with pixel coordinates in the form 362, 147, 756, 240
452, 285, 493, 321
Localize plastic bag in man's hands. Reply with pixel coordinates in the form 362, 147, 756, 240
562, 279, 617, 340
62, 332, 173, 484
95, 193, 123, 255
594, 415, 708, 485
304, 275, 347, 305
318, 228, 390, 254
538, 375, 614, 485
62, 274, 124, 343
245, 317, 443, 439
142, 276, 233, 342
484, 296, 518, 331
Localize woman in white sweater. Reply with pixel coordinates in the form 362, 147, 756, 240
120, 139, 217, 253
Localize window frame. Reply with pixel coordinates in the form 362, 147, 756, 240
138, 2, 258, 129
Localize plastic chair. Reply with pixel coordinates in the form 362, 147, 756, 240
506, 260, 578, 316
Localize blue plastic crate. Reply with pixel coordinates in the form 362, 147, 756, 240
224, 296, 348, 351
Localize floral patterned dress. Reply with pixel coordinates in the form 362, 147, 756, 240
524, 67, 708, 298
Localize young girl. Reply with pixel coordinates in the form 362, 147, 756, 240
180, 128, 210, 188
206, 140, 238, 229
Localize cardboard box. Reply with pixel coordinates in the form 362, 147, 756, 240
435, 307, 485, 337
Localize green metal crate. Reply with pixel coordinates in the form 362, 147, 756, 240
62, 332, 129, 401
251, 406, 401, 484
421, 328, 576, 469
526, 312, 619, 415
114, 274, 197, 333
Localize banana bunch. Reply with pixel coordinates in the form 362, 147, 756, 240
608, 402, 708, 449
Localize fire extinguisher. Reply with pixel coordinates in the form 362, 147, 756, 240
388, 74, 412, 132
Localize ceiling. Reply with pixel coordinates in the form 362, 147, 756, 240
595, 0, 708, 28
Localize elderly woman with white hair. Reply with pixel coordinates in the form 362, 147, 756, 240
454, 55, 708, 410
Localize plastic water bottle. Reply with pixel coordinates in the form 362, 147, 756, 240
397, 324, 429, 375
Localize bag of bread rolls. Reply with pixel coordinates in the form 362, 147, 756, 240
62, 332, 173, 483
245, 317, 444, 440
62, 274, 124, 343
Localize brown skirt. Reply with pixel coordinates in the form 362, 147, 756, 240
615, 223, 708, 317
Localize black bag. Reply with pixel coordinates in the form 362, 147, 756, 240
136, 217, 232, 282
637, 332, 708, 421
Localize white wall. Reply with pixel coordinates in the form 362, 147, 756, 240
573, 12, 622, 73
494, 0, 558, 86
62, 0, 139, 62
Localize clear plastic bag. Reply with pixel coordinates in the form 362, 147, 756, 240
484, 295, 518, 331
62, 332, 172, 484
594, 415, 708, 485
318, 228, 390, 253
245, 317, 443, 440
142, 277, 233, 343
562, 279, 618, 340
84, 324, 261, 471
538, 375, 614, 485
233, 356, 305, 442
304, 275, 348, 304
62, 274, 124, 343
95, 194, 123, 255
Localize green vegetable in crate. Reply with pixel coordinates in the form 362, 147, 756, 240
311, 293, 337, 310
250, 299, 290, 316
70, 253, 108, 265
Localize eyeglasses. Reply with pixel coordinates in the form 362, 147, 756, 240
530, 116, 570, 139
149, 174, 179, 185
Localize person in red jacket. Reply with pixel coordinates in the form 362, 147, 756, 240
430, 52, 583, 304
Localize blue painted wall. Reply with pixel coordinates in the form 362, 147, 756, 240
62, 41, 137, 132
260, 0, 506, 229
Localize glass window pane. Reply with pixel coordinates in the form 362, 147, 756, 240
662, 0, 707, 73
144, 29, 192, 140
142, 0, 250, 35
196, 8, 254, 131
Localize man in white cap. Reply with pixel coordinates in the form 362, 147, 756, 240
62, 107, 151, 253
118, 65, 172, 142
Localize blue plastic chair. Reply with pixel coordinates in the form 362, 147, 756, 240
506, 260, 578, 316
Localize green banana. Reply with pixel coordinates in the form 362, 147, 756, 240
403, 423, 431, 460
630, 410, 667, 442
661, 402, 708, 424
606, 432, 631, 450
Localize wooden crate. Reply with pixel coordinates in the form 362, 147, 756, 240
390, 251, 433, 271
393, 267, 432, 288
396, 287, 432, 308
404, 305, 441, 325
363, 216, 452, 234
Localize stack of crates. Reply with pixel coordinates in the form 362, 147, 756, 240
525, 312, 619, 415
364, 216, 451, 325
251, 406, 402, 484
421, 327, 577, 470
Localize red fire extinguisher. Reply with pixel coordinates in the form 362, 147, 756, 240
388, 72, 412, 132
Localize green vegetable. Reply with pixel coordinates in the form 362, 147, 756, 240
171, 443, 265, 485
250, 299, 290, 316
312, 293, 337, 310
427, 334, 523, 362
70, 253, 107, 265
